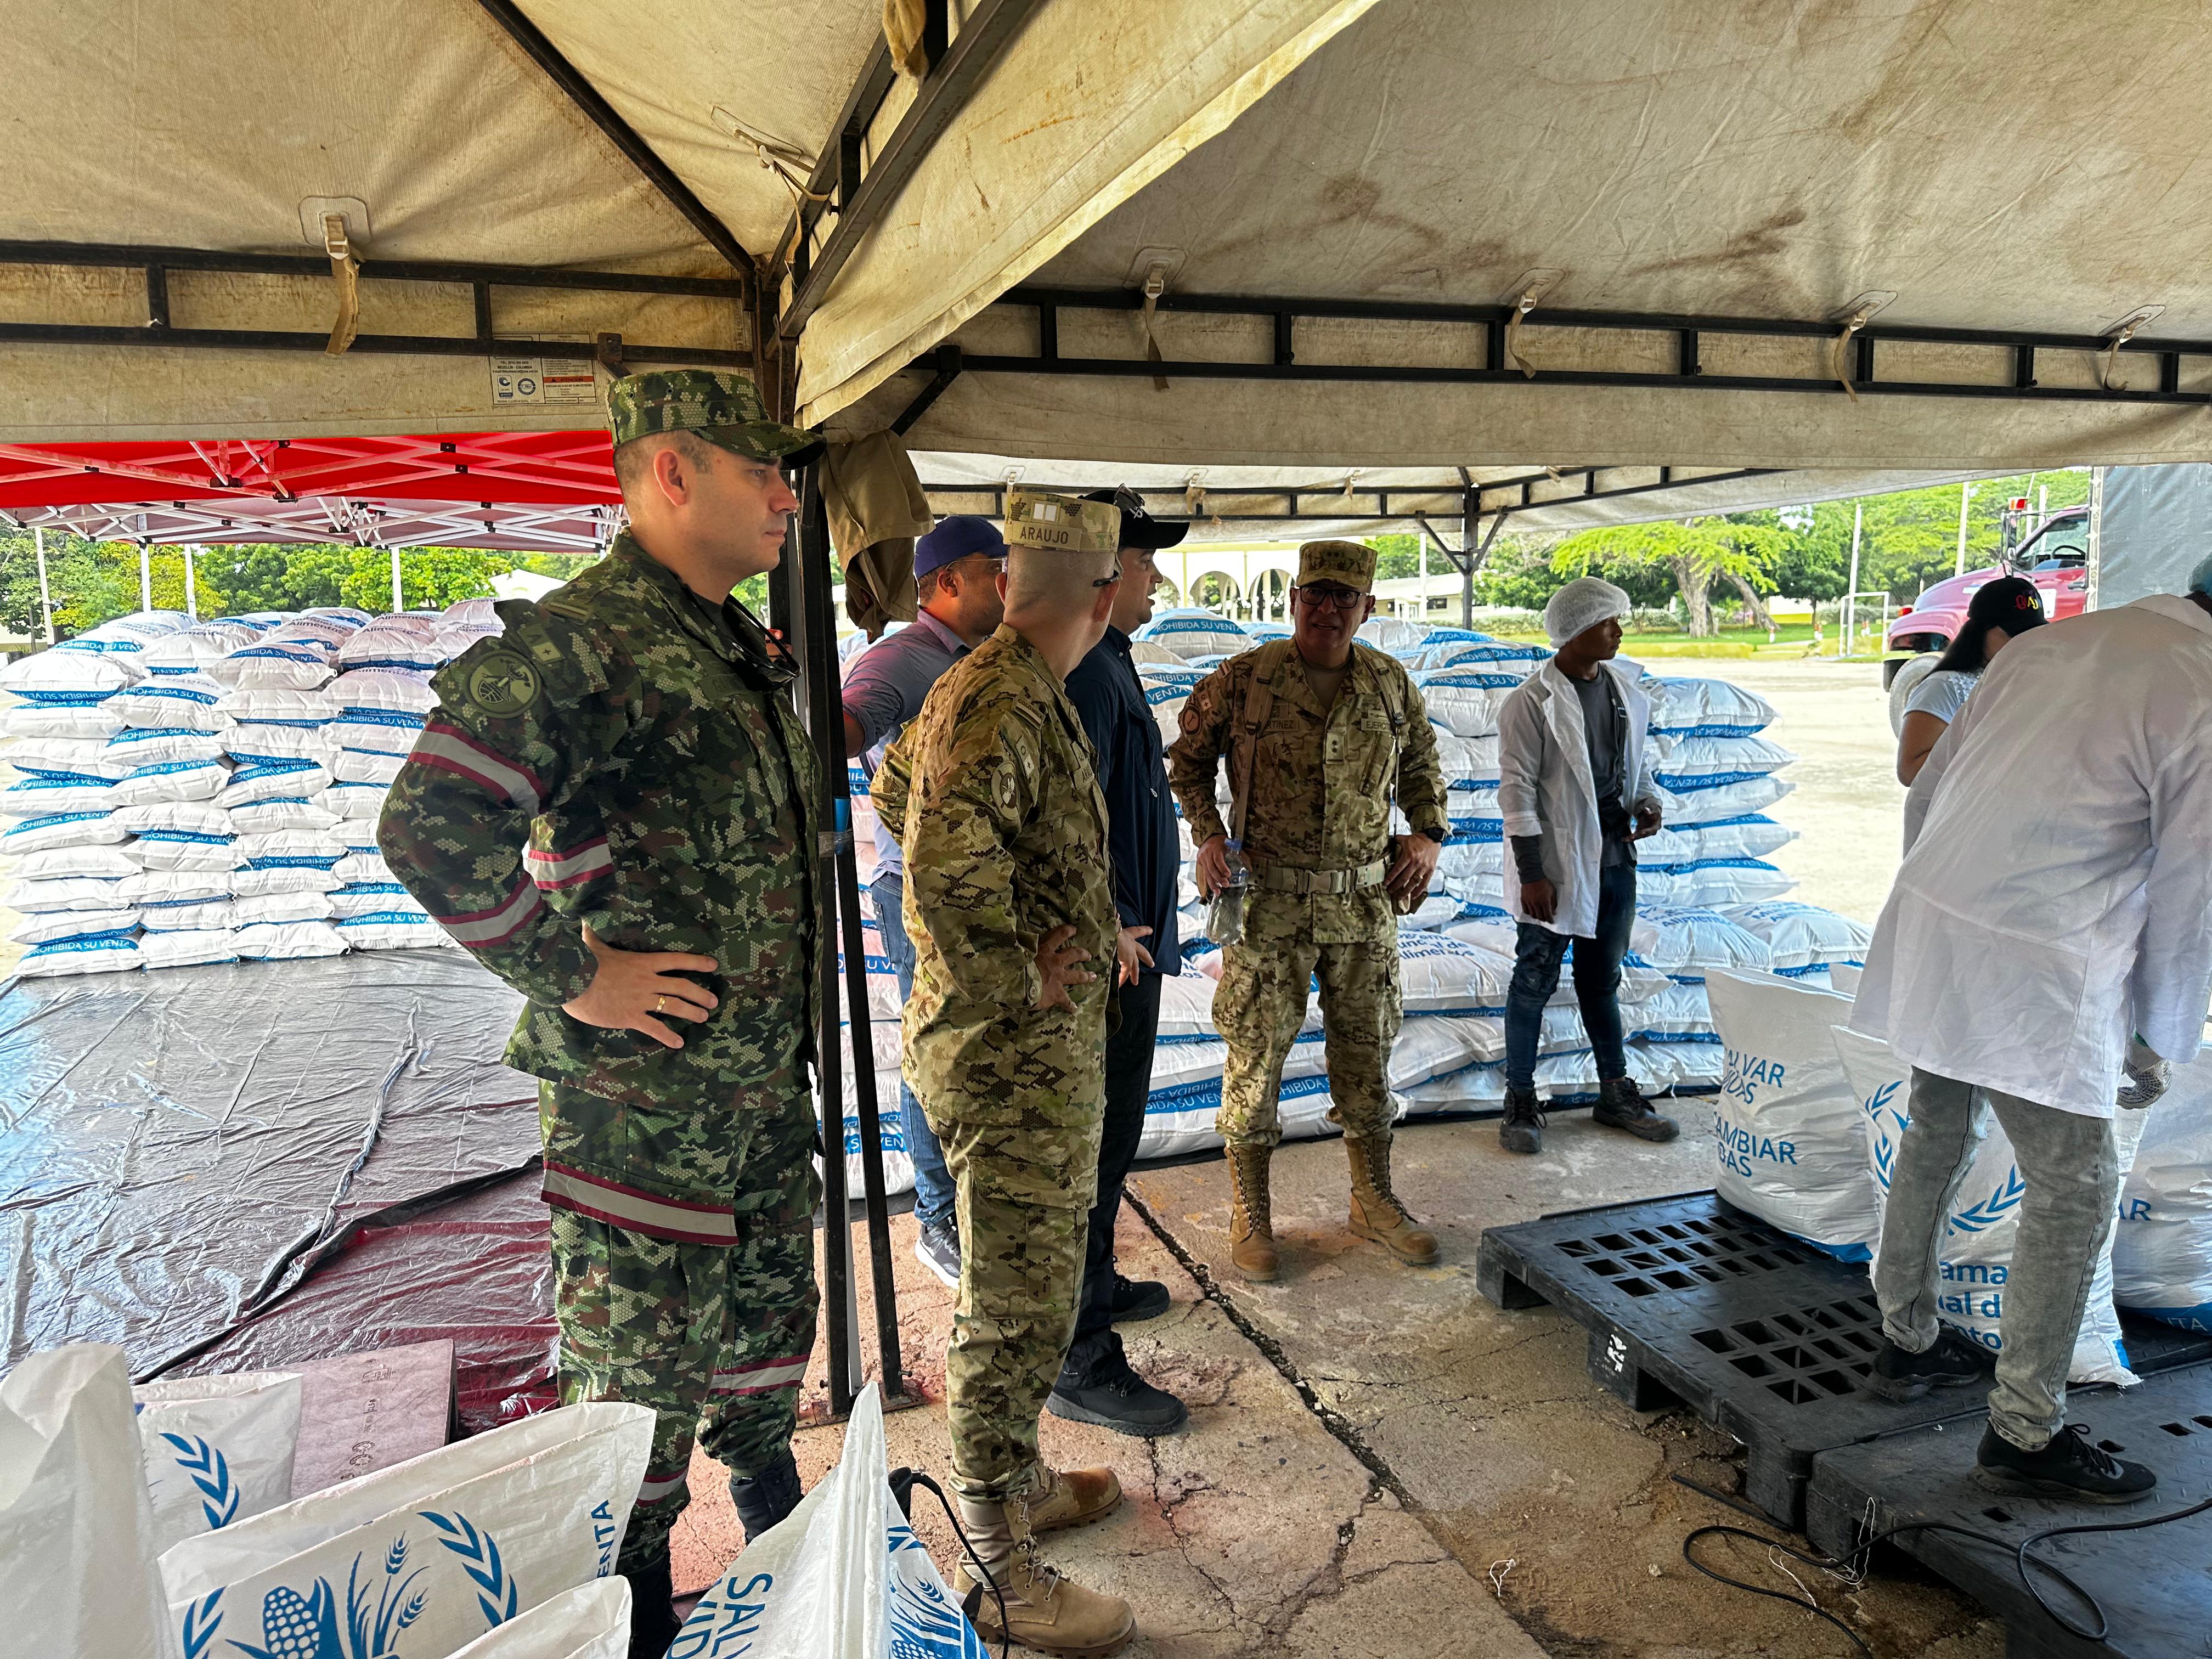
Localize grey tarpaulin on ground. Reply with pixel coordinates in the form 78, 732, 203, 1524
0, 952, 540, 1376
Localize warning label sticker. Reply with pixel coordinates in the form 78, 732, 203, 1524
490, 352, 596, 407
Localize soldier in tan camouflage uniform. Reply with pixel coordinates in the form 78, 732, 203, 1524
1168, 541, 1450, 1283
872, 491, 1137, 1656
378, 370, 823, 1659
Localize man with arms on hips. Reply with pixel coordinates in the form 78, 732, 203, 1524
1042, 488, 1193, 1440
839, 514, 1007, 1290
1494, 576, 1679, 1154
1167, 541, 1448, 1284
1848, 556, 2212, 1504
871, 490, 1136, 1655
378, 370, 825, 1658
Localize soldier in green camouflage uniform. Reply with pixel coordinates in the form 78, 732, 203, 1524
871, 490, 1138, 1655
377, 370, 823, 1656
1168, 541, 1450, 1283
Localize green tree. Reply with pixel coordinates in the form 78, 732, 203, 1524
1553, 517, 1786, 636
336, 547, 515, 612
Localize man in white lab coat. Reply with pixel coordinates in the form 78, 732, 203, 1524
1850, 570, 2212, 1504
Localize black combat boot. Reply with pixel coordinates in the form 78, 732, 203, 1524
621, 1555, 679, 1659
730, 1445, 804, 1541
1499, 1087, 1545, 1155
1592, 1075, 1679, 1142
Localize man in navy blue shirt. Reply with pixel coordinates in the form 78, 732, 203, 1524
1046, 490, 1192, 1437
840, 516, 1006, 1289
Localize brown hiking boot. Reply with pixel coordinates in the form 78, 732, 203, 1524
1226, 1141, 1279, 1281
954, 1488, 1137, 1657
1024, 1463, 1122, 1533
1345, 1135, 1440, 1265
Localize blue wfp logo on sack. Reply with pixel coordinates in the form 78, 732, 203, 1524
180, 1511, 516, 1659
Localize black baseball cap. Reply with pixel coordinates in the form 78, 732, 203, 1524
1967, 575, 2047, 632
1080, 487, 1189, 551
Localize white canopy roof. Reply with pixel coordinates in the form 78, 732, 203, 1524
6, 0, 2210, 516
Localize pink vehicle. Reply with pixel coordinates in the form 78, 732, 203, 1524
1883, 502, 2091, 692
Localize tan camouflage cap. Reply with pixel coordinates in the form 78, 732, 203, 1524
1296, 539, 1379, 592
1005, 489, 1122, 556
605, 369, 822, 462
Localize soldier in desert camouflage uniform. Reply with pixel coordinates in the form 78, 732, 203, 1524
378, 370, 823, 1659
871, 490, 1138, 1656
1168, 541, 1450, 1284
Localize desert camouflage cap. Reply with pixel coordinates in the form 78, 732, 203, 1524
1296, 540, 1379, 593
606, 369, 822, 462
1005, 489, 1122, 556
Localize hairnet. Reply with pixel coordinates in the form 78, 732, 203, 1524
2190, 550, 2212, 596
1542, 575, 1633, 647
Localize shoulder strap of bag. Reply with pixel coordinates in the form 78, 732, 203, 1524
1226, 641, 1287, 844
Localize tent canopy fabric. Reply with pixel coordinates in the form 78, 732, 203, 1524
6, 0, 2212, 489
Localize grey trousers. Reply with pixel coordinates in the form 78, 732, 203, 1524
1873, 1068, 2120, 1451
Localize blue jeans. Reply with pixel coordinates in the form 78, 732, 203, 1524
868, 871, 956, 1229
1504, 862, 1636, 1092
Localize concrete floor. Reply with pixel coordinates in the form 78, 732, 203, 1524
666, 659, 2004, 1656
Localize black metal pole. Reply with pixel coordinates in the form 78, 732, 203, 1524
793, 471, 854, 1417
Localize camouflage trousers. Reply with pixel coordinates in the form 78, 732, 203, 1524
1214, 896, 1402, 1149
930, 1110, 1103, 1500
550, 1205, 818, 1573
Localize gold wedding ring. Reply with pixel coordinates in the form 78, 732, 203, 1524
653, 994, 668, 1014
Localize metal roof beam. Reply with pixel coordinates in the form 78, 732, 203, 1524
776, 0, 1047, 342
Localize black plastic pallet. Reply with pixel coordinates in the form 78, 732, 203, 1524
1476, 1190, 2212, 1527
1804, 1363, 2212, 1659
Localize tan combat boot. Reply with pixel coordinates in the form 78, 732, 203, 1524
953, 1487, 1137, 1657
1023, 1463, 1122, 1533
1226, 1141, 1279, 1282
1346, 1135, 1440, 1265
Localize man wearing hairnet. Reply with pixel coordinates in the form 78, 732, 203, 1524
1494, 576, 1679, 1154
1848, 556, 2212, 1504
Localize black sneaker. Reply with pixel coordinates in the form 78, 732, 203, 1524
912, 1216, 960, 1289
1866, 1327, 1995, 1403
1499, 1088, 1545, 1155
1591, 1077, 1679, 1142
1975, 1422, 2158, 1505
1110, 1272, 1171, 1323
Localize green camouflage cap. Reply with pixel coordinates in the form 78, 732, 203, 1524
605, 369, 822, 462
1296, 539, 1379, 592
1005, 489, 1121, 556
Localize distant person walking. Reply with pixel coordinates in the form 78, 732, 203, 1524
1894, 576, 2046, 785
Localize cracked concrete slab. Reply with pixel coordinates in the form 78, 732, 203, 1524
1124, 1113, 2002, 1658
669, 1204, 1543, 1658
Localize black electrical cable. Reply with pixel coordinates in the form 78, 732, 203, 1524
893, 1466, 1012, 1659
1671, 1472, 2212, 1654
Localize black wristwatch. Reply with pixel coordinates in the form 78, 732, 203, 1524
1418, 826, 1446, 844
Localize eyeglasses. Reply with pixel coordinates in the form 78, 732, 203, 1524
1294, 584, 1365, 611
1091, 566, 1125, 589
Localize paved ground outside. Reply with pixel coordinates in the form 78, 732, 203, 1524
669, 659, 2005, 1657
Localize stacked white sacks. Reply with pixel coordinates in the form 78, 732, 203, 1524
2, 600, 496, 973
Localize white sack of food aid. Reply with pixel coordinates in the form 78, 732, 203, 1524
671, 1385, 981, 1659
132, 1371, 304, 1558
0, 1344, 172, 1659
1654, 772, 1795, 825
1647, 676, 1777, 736
1705, 972, 1876, 1260
159, 1402, 653, 1659
2113, 1056, 2212, 1333
448, 1579, 630, 1659
1831, 1026, 2144, 1387
1721, 902, 1871, 972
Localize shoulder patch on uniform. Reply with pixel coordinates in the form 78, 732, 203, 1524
542, 595, 591, 619
460, 650, 544, 718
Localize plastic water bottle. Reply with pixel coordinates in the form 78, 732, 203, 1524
1207, 838, 1251, 946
